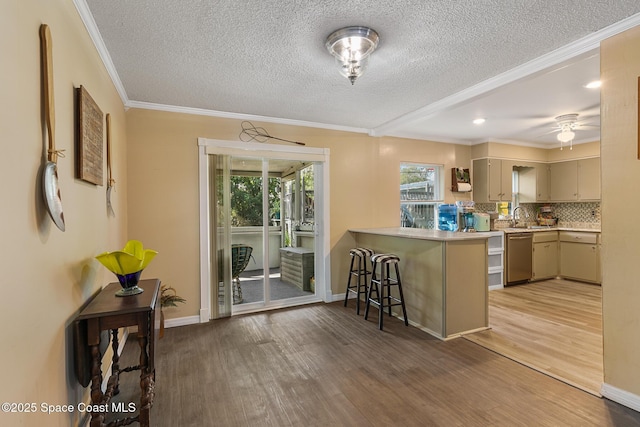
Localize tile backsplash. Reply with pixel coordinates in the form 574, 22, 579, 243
475, 202, 601, 229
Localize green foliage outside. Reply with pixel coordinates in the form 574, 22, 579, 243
230, 176, 281, 226
400, 165, 434, 185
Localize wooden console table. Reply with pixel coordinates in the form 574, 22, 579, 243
75, 278, 160, 427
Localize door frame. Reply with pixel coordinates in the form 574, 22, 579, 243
197, 138, 331, 322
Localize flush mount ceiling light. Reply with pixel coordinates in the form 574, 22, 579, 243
555, 113, 579, 150
472, 118, 486, 125
325, 26, 379, 85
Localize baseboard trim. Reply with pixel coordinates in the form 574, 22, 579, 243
164, 315, 201, 328
333, 292, 348, 302
601, 383, 640, 412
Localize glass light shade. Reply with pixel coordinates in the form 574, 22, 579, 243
335, 56, 369, 84
326, 26, 379, 84
557, 130, 575, 143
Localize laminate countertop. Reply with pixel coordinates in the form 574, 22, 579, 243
349, 227, 502, 241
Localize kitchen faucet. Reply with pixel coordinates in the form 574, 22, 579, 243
512, 206, 528, 227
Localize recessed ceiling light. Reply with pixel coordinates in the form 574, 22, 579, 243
585, 80, 601, 89
473, 118, 486, 125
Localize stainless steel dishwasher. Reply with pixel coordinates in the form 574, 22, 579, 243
506, 232, 533, 285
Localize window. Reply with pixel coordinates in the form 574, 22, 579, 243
400, 163, 444, 229
497, 169, 519, 218
300, 165, 314, 224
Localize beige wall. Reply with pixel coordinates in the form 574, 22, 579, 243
600, 25, 640, 396
0, 0, 127, 425
125, 109, 474, 320
471, 140, 600, 162
546, 140, 600, 162
486, 142, 549, 162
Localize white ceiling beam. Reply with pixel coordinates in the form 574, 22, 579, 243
370, 12, 640, 138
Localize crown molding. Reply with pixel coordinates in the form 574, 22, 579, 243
73, 0, 129, 105
126, 100, 370, 134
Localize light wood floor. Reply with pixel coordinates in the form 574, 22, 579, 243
108, 299, 640, 427
463, 279, 603, 396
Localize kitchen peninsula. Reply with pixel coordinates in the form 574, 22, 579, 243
350, 227, 496, 339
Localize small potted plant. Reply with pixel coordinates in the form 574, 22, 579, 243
159, 285, 186, 338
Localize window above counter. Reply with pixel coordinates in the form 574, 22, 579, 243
400, 163, 444, 230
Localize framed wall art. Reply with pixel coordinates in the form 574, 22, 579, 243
76, 85, 103, 185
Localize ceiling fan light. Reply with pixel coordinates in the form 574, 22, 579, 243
326, 26, 379, 85
557, 130, 575, 143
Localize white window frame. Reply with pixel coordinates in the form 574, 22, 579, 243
400, 162, 444, 229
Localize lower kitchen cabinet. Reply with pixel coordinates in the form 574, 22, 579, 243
559, 231, 601, 284
532, 231, 558, 281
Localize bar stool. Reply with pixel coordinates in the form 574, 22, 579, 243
344, 247, 375, 315
365, 253, 409, 330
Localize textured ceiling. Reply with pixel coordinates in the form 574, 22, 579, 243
80, 1, 640, 147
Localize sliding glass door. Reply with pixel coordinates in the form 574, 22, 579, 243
207, 149, 323, 317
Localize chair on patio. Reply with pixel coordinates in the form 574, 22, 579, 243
232, 244, 253, 304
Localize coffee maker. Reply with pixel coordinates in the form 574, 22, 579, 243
456, 201, 476, 232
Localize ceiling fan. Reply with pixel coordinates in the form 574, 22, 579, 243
542, 113, 600, 150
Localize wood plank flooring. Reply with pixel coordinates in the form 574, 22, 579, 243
108, 298, 640, 427
463, 279, 603, 396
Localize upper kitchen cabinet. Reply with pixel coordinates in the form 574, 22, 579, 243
535, 163, 551, 202
549, 158, 600, 201
549, 161, 578, 201
577, 157, 601, 200
472, 158, 514, 203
